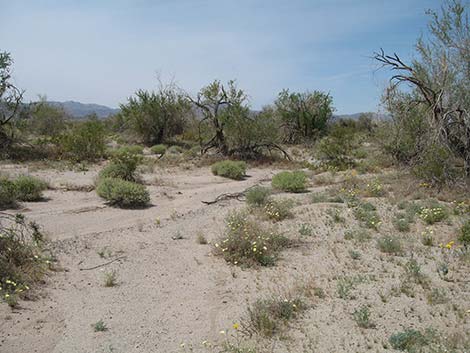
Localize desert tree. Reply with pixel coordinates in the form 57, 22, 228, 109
375, 0, 470, 176
0, 52, 24, 148
274, 89, 334, 143
27, 96, 67, 137
119, 82, 190, 146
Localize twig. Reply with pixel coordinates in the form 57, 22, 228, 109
79, 256, 126, 271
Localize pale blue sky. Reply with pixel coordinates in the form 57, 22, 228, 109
1, 0, 441, 114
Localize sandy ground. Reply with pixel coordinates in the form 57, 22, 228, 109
0, 162, 469, 353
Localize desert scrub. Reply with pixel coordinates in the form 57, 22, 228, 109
96, 178, 150, 208
113, 144, 144, 156
353, 202, 381, 230
377, 235, 402, 255
245, 296, 306, 337
14, 176, 48, 201
103, 271, 118, 287
352, 305, 375, 328
344, 229, 371, 243
245, 186, 271, 207
0, 214, 49, 307
298, 223, 313, 237
0, 178, 18, 209
215, 210, 289, 267
93, 319, 108, 332
263, 199, 294, 222
271, 171, 307, 193
364, 178, 386, 197
458, 220, 470, 247
211, 160, 247, 180
419, 202, 448, 225
99, 149, 143, 182
150, 144, 167, 155
389, 328, 432, 352
336, 275, 366, 300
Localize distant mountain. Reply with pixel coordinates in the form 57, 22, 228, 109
46, 101, 120, 119
334, 112, 390, 121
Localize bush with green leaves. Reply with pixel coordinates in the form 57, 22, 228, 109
96, 178, 150, 208
211, 160, 247, 180
245, 186, 271, 207
458, 220, 470, 247
113, 145, 144, 156
271, 171, 307, 193
389, 328, 430, 352
263, 199, 294, 222
58, 118, 106, 161
214, 210, 289, 267
377, 235, 402, 255
0, 213, 48, 307
245, 296, 306, 337
0, 177, 17, 209
418, 202, 448, 225
353, 202, 381, 230
14, 176, 47, 202
150, 144, 167, 155
316, 124, 357, 169
99, 150, 142, 182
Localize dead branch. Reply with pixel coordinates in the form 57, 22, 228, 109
78, 256, 126, 271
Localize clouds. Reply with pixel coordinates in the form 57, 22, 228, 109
0, 0, 440, 113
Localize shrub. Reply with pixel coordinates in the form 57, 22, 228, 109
113, 145, 144, 156
214, 210, 289, 267
211, 160, 247, 180
167, 145, 185, 154
150, 144, 167, 155
377, 235, 402, 255
352, 305, 375, 328
58, 119, 106, 161
316, 125, 357, 169
271, 171, 307, 193
353, 202, 381, 230
458, 220, 470, 247
99, 150, 142, 182
245, 186, 271, 207
0, 178, 17, 209
14, 176, 48, 201
0, 214, 48, 307
419, 204, 448, 225
96, 178, 150, 208
245, 296, 306, 337
263, 199, 294, 222
389, 329, 430, 352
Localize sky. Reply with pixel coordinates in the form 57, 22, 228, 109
1, 0, 442, 114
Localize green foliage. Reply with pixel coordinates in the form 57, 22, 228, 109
0, 214, 48, 306
150, 144, 167, 155
14, 175, 47, 201
263, 199, 294, 222
389, 329, 430, 352
271, 171, 307, 193
93, 320, 108, 332
353, 202, 381, 230
246, 296, 306, 337
0, 177, 17, 209
211, 160, 247, 180
245, 186, 271, 207
458, 220, 470, 247
274, 89, 334, 143
316, 124, 357, 169
352, 305, 374, 328
215, 210, 289, 267
113, 145, 144, 155
27, 98, 67, 137
96, 178, 150, 208
377, 235, 402, 255
119, 84, 190, 146
99, 150, 142, 182
419, 202, 448, 225
58, 118, 106, 161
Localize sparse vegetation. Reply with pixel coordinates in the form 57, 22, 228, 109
263, 199, 293, 222
211, 160, 247, 180
96, 178, 150, 208
14, 176, 48, 202
271, 171, 307, 193
377, 235, 402, 255
245, 186, 271, 207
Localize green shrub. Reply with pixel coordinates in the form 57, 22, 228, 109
353, 202, 381, 230
150, 144, 167, 155
263, 199, 294, 222
458, 220, 470, 247
14, 176, 48, 201
58, 119, 106, 161
352, 305, 374, 328
96, 178, 150, 208
316, 125, 357, 169
0, 214, 48, 307
271, 171, 307, 193
377, 235, 402, 255
245, 186, 271, 207
246, 296, 306, 337
113, 145, 144, 156
99, 150, 142, 182
389, 329, 430, 352
0, 178, 17, 209
419, 203, 448, 225
215, 210, 289, 267
211, 160, 247, 180
167, 145, 185, 154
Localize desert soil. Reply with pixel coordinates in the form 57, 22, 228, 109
0, 162, 469, 353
